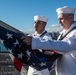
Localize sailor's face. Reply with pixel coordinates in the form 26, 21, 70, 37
58, 14, 71, 30
34, 20, 45, 33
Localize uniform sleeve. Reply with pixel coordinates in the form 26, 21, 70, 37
32, 35, 76, 53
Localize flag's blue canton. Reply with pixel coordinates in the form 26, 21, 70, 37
0, 25, 49, 70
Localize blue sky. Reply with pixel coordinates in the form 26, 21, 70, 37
0, 0, 76, 33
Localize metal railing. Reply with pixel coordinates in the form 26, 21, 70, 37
0, 52, 28, 75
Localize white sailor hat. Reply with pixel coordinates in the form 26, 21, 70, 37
56, 6, 76, 15
34, 15, 48, 22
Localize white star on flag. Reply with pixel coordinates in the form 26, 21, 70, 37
13, 40, 19, 46
39, 62, 46, 67
26, 54, 31, 61
32, 63, 35, 65
17, 52, 24, 59
6, 32, 13, 39
0, 39, 4, 44
26, 49, 31, 57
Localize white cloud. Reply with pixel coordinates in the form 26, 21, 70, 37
20, 29, 34, 34
46, 23, 63, 32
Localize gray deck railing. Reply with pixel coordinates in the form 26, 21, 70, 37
0, 52, 28, 75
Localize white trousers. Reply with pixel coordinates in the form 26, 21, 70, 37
27, 66, 50, 75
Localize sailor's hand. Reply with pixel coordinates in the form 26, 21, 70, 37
21, 36, 32, 45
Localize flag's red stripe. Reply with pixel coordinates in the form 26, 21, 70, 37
13, 58, 23, 72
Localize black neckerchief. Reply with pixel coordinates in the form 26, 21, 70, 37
59, 26, 76, 40
40, 31, 47, 37
34, 31, 47, 37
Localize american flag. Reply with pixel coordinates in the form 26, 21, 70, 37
0, 22, 51, 73
0, 21, 62, 74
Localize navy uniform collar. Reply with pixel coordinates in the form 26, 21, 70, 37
34, 30, 47, 37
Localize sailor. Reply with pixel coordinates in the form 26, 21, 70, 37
27, 15, 51, 75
